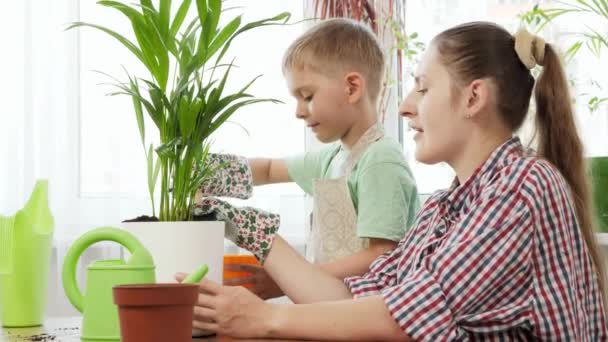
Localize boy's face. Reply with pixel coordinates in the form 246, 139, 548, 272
285, 67, 355, 143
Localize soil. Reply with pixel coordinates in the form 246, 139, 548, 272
122, 215, 159, 222
26, 333, 56, 341
122, 212, 216, 222
3, 326, 79, 341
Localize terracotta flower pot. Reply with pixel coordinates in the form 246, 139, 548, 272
113, 283, 199, 342
223, 254, 260, 289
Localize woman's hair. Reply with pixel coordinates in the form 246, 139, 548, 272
432, 21, 606, 303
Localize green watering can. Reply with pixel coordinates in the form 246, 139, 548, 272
62, 227, 155, 342
0, 180, 54, 327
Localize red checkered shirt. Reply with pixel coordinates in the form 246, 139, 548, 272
345, 137, 607, 341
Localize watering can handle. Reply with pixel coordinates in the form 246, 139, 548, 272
61, 227, 145, 313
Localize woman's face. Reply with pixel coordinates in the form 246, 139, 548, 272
399, 46, 471, 165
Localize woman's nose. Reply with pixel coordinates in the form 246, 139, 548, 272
399, 90, 417, 119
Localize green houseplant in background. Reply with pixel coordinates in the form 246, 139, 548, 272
67, 0, 291, 305
520, 0, 608, 232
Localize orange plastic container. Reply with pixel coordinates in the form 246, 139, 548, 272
223, 254, 259, 288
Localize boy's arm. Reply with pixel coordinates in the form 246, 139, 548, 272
319, 238, 397, 279
249, 158, 291, 185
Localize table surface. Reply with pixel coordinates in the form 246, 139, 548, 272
0, 317, 306, 342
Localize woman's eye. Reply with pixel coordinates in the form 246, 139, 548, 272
304, 95, 313, 101
416, 89, 427, 94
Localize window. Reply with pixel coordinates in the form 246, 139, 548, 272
401, 0, 608, 195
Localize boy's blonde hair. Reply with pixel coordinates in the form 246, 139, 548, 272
282, 18, 385, 102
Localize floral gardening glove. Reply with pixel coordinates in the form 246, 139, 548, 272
195, 154, 253, 200
194, 197, 279, 264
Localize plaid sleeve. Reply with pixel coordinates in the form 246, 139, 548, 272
344, 243, 401, 297
345, 193, 442, 299
381, 193, 534, 341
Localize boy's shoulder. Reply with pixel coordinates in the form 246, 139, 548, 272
358, 136, 408, 167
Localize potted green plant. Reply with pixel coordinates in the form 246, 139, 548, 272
68, 0, 290, 289
519, 1, 608, 233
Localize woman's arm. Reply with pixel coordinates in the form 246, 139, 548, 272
194, 279, 409, 341
264, 235, 353, 303
269, 296, 410, 341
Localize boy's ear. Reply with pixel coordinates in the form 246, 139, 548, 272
344, 72, 365, 103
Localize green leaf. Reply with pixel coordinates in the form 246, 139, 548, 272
129, 77, 146, 148
209, 60, 234, 107
96, 1, 164, 84
98, 1, 143, 19
208, 98, 279, 135
140, 0, 155, 10
149, 87, 164, 115
206, 16, 241, 62
156, 138, 182, 159
565, 41, 583, 61
170, 0, 192, 37
147, 143, 158, 216
179, 96, 202, 138
147, 143, 155, 191
216, 12, 291, 63
159, 0, 171, 38
583, 28, 608, 57
196, 0, 208, 34
204, 0, 222, 49
66, 22, 145, 63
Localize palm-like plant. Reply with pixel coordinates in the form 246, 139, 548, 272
69, 0, 290, 221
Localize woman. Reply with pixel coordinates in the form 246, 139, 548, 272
185, 22, 608, 341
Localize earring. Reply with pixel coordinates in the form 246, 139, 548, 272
465, 113, 472, 119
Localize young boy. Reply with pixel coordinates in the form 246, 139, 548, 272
195, 18, 419, 299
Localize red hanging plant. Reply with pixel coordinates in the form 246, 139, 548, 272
313, 0, 379, 33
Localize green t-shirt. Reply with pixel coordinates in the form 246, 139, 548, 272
286, 137, 420, 242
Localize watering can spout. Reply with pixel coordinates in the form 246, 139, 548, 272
21, 179, 54, 235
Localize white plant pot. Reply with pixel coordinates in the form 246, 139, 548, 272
121, 221, 225, 337
121, 221, 225, 284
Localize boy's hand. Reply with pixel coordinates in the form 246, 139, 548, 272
195, 154, 253, 200
194, 197, 280, 263
224, 264, 284, 300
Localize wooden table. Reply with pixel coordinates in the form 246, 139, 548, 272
0, 317, 306, 342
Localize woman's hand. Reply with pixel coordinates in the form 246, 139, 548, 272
224, 264, 284, 300
176, 273, 280, 338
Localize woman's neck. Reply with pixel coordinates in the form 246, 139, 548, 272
449, 130, 513, 184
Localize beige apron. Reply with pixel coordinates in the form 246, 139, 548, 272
306, 124, 385, 263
